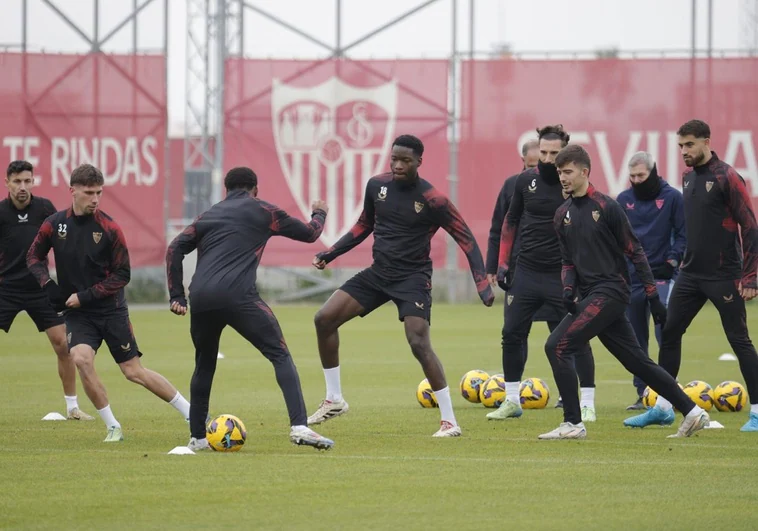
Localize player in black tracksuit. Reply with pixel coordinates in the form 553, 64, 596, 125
492, 126, 596, 421
626, 120, 758, 432
306, 135, 494, 438
0, 160, 92, 420
166, 167, 334, 450
486, 141, 547, 370
539, 144, 709, 440
27, 164, 190, 443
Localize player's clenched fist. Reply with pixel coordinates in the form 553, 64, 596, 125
311, 200, 329, 215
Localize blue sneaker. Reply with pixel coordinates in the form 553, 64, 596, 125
740, 412, 758, 432
623, 405, 675, 428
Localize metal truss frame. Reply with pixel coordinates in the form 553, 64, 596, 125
185, 0, 472, 302
9, 0, 170, 247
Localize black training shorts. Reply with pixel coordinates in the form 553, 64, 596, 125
340, 268, 432, 323
65, 308, 142, 364
0, 286, 64, 333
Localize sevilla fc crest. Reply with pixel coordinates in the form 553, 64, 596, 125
655, 199, 664, 210
271, 77, 398, 246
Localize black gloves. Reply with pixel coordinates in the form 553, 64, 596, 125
44, 280, 66, 313
648, 294, 667, 326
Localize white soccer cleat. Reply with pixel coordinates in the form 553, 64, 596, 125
432, 420, 462, 437
667, 410, 710, 438
67, 407, 95, 421
290, 426, 334, 450
307, 398, 349, 425
538, 422, 587, 440
187, 437, 211, 451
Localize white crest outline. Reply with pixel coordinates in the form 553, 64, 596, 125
271, 77, 398, 246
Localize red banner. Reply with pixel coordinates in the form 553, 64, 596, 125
458, 58, 758, 267
224, 59, 450, 267
0, 53, 167, 267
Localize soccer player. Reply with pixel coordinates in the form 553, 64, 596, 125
166, 167, 334, 451
491, 125, 596, 422
542, 144, 709, 440
486, 140, 544, 367
625, 120, 758, 432
616, 152, 685, 410
1, 160, 92, 420
27, 164, 191, 442
306, 134, 494, 438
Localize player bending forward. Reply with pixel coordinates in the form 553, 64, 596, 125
307, 134, 494, 437
167, 167, 334, 451
27, 164, 191, 442
539, 144, 709, 440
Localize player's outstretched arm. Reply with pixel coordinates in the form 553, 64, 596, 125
496, 175, 524, 289
314, 184, 375, 269
267, 200, 327, 243
77, 223, 131, 306
165, 218, 200, 310
428, 190, 494, 307
486, 180, 511, 275
26, 219, 54, 287
724, 167, 758, 294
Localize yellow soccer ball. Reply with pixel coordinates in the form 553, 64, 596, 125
683, 380, 715, 411
460, 369, 490, 403
206, 414, 247, 452
713, 380, 748, 412
417, 378, 438, 408
519, 377, 550, 409
642, 386, 658, 408
642, 383, 684, 409
480, 375, 506, 408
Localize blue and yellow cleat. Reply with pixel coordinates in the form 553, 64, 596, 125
623, 405, 675, 428
740, 412, 758, 432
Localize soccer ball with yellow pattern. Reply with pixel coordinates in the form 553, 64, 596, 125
713, 380, 748, 412
642, 383, 684, 409
206, 414, 247, 452
417, 378, 438, 408
519, 377, 550, 409
460, 369, 490, 403
642, 386, 658, 408
480, 374, 506, 408
683, 380, 715, 411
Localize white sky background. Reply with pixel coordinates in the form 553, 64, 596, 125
1, 0, 749, 137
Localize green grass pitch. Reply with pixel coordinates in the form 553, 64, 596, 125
1, 302, 757, 529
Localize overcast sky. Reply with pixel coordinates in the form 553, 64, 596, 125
2, 0, 751, 136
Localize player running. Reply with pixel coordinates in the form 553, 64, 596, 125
625, 120, 758, 432
166, 167, 335, 451
542, 144, 708, 440
27, 164, 190, 442
491, 125, 596, 422
306, 134, 494, 438
616, 152, 685, 410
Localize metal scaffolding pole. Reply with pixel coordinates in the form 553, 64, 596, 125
447, 0, 459, 303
